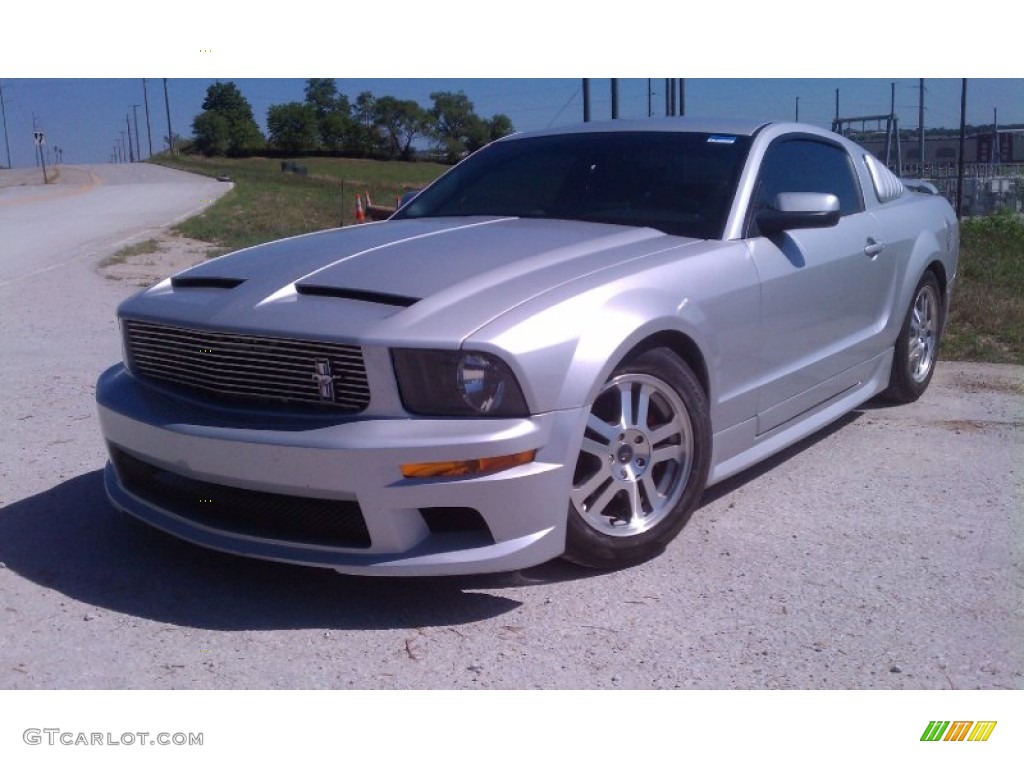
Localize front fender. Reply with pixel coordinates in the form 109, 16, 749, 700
468, 241, 761, 430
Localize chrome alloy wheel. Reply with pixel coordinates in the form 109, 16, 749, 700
571, 373, 694, 537
908, 281, 940, 384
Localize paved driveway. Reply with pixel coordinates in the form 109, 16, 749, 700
0, 166, 1020, 689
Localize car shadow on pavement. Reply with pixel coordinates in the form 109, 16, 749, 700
0, 411, 863, 631
696, 410, 862, 507
0, 470, 528, 631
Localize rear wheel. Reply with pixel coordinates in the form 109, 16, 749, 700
564, 348, 711, 569
883, 271, 942, 404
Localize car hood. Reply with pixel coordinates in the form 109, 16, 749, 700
119, 216, 700, 346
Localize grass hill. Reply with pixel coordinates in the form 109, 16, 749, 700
149, 153, 448, 250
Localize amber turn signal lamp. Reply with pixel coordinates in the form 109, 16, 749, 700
402, 450, 536, 479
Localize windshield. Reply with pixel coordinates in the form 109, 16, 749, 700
394, 131, 752, 240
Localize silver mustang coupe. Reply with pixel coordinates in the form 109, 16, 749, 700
96, 118, 959, 575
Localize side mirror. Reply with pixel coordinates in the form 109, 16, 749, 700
756, 192, 841, 235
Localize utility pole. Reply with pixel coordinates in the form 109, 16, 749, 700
884, 82, 896, 169
38, 138, 48, 182
835, 89, 840, 124
142, 79, 154, 158
647, 78, 652, 117
33, 123, 48, 183
0, 82, 11, 169
956, 79, 967, 220
126, 114, 135, 162
678, 79, 685, 116
163, 79, 174, 154
795, 96, 800, 122
992, 107, 999, 165
918, 79, 925, 177
131, 104, 142, 162
119, 132, 126, 163
610, 79, 619, 119
582, 79, 591, 123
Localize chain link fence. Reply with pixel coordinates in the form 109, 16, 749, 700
900, 163, 1024, 216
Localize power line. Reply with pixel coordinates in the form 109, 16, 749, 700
548, 85, 579, 127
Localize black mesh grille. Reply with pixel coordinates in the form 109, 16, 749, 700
111, 448, 371, 548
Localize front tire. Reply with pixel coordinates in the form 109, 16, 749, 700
883, 271, 942, 404
564, 348, 711, 569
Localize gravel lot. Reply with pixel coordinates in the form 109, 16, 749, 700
1, 165, 1021, 691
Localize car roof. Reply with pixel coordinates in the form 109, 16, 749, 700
503, 116, 773, 141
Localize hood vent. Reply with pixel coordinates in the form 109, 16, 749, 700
295, 284, 420, 308
171, 276, 246, 290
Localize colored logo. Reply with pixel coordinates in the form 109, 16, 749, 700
921, 721, 997, 742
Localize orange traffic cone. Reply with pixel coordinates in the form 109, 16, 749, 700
364, 189, 373, 206
355, 194, 365, 223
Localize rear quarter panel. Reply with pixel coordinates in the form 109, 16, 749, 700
871, 192, 959, 342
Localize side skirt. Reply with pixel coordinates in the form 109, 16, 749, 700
707, 349, 893, 486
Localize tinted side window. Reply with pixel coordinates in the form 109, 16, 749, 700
755, 138, 863, 217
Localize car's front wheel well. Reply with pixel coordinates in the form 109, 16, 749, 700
927, 260, 947, 299
620, 332, 709, 398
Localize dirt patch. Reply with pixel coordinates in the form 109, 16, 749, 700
98, 233, 226, 287
949, 367, 1024, 396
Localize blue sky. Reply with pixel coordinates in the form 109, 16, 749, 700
1, 4, 1021, 169
2, 78, 1021, 169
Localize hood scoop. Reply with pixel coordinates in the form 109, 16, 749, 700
171, 275, 246, 290
295, 283, 420, 308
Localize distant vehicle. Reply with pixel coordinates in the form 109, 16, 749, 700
96, 118, 959, 575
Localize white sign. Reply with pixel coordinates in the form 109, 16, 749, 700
33, 131, 45, 146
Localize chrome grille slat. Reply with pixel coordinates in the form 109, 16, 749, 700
129, 356, 325, 381
142, 375, 369, 406
123, 320, 370, 412
127, 332, 365, 362
133, 362, 371, 396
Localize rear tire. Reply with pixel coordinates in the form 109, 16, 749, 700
882, 271, 942, 404
564, 348, 710, 569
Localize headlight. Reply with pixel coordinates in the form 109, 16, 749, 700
392, 349, 529, 417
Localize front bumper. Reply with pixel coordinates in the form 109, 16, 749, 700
96, 364, 585, 576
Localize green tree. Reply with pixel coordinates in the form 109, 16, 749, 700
266, 102, 319, 152
349, 91, 385, 155
304, 78, 341, 119
319, 111, 352, 152
372, 96, 428, 159
191, 81, 263, 156
191, 111, 230, 157
302, 78, 354, 150
428, 91, 511, 162
487, 114, 515, 142
429, 90, 478, 162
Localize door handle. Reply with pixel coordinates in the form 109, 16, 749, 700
864, 238, 885, 258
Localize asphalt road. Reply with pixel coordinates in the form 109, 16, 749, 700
0, 164, 1021, 690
